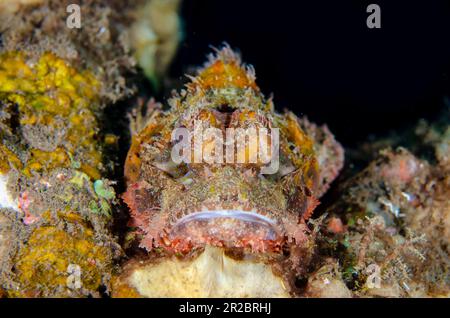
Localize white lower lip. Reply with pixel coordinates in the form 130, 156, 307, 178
172, 209, 277, 228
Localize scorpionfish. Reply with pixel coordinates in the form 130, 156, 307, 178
123, 45, 344, 255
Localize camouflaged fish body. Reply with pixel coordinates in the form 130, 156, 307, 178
123, 45, 344, 254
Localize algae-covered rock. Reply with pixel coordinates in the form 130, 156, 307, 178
325, 146, 449, 297
0, 0, 183, 298
304, 260, 352, 298
112, 246, 290, 298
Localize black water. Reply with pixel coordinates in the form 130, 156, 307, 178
172, 0, 450, 146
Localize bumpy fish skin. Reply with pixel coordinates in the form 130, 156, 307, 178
123, 45, 344, 254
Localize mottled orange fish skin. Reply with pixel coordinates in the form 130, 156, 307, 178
123, 45, 344, 254
197, 60, 258, 90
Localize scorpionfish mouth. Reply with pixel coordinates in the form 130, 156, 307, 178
166, 209, 284, 252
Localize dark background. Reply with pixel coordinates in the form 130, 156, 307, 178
170, 0, 450, 146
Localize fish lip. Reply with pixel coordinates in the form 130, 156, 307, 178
173, 209, 278, 227
168, 209, 283, 244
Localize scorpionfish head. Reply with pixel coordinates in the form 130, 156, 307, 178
123, 45, 344, 254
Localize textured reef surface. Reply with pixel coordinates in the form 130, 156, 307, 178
0, 0, 181, 297
0, 1, 448, 298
